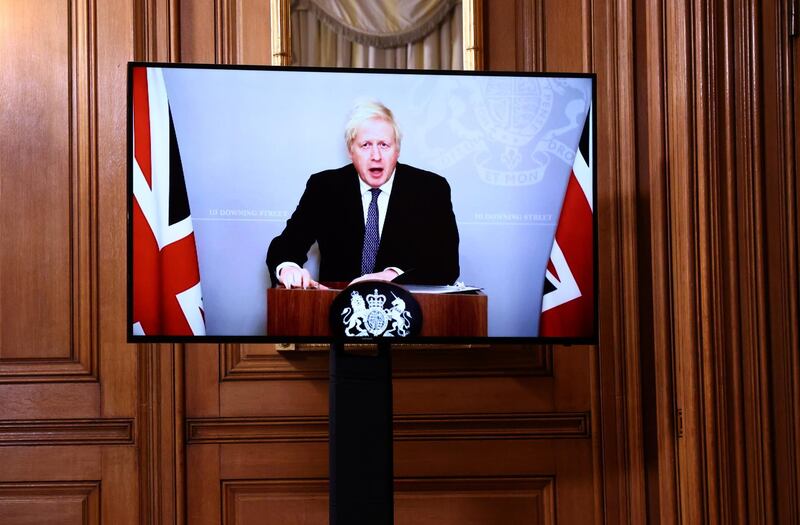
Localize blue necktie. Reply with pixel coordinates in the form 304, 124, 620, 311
361, 188, 381, 275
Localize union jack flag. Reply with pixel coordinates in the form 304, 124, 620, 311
131, 67, 205, 336
540, 108, 594, 338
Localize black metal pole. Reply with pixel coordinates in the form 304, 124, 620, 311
329, 340, 394, 525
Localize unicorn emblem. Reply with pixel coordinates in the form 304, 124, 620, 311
383, 293, 413, 337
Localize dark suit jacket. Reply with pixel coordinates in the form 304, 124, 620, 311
267, 163, 459, 285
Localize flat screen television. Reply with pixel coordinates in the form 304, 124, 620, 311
128, 62, 596, 344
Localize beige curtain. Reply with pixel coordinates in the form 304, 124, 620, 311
290, 0, 463, 69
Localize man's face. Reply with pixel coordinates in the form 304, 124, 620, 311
348, 118, 399, 188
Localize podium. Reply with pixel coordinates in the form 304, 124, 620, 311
267, 284, 487, 337
267, 282, 487, 525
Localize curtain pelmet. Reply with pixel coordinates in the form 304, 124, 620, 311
291, 0, 463, 70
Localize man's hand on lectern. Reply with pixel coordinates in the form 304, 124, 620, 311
278, 266, 328, 290
349, 269, 399, 285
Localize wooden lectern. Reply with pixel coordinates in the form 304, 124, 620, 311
267, 282, 487, 525
267, 284, 487, 337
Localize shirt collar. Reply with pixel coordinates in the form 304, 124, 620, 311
358, 167, 396, 197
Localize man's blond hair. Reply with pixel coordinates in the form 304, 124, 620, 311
344, 100, 402, 151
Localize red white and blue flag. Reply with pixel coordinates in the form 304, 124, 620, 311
540, 109, 594, 338
132, 67, 206, 336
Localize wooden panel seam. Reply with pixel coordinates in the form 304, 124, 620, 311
637, 0, 681, 522
221, 475, 555, 490
72, 0, 100, 381
221, 344, 553, 380
222, 476, 555, 525
592, 0, 648, 521
515, 0, 545, 71
134, 0, 180, 61
0, 480, 101, 494
0, 363, 100, 384
216, 0, 239, 64
0, 418, 134, 446
764, 0, 800, 520
186, 412, 590, 444
136, 344, 185, 524
730, 0, 776, 520
133, 1, 186, 523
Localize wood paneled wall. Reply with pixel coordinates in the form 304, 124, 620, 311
633, 0, 799, 522
0, 0, 797, 523
488, 0, 800, 522
1, 0, 139, 523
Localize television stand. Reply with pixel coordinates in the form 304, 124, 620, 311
329, 339, 394, 525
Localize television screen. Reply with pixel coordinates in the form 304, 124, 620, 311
128, 63, 596, 343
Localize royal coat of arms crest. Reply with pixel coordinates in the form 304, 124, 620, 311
340, 289, 414, 337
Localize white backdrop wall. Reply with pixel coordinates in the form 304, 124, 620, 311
160, 67, 592, 337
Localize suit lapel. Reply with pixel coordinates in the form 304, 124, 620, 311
378, 164, 407, 263
341, 164, 365, 246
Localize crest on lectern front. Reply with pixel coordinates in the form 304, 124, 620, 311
330, 282, 421, 339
